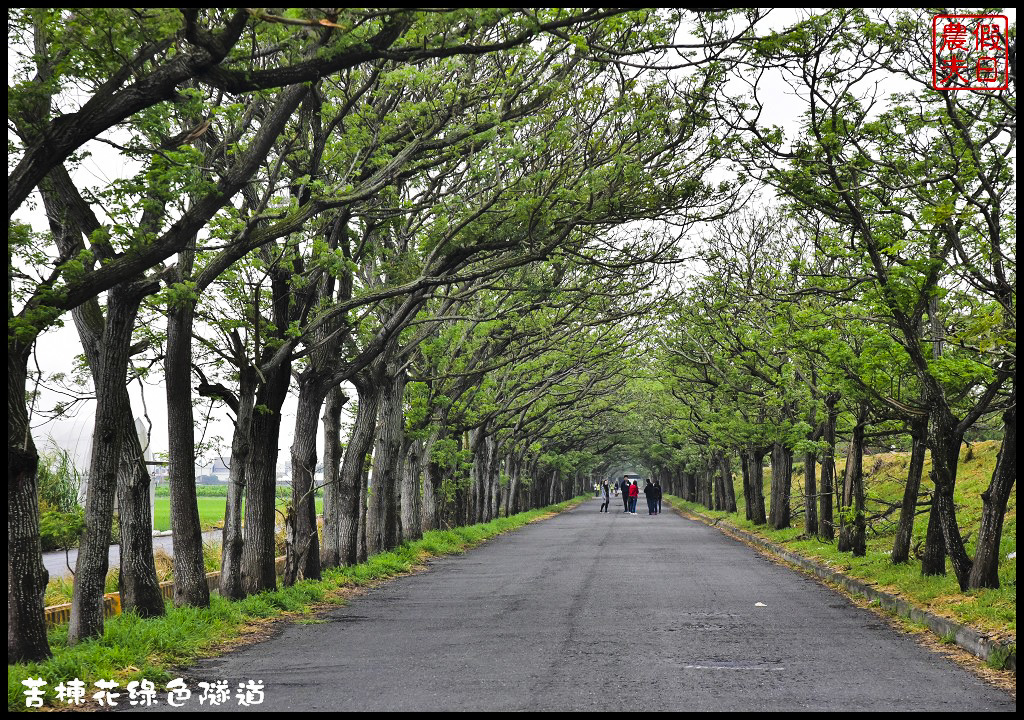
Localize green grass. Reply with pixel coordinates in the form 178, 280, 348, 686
10, 497, 584, 711
665, 440, 1015, 641
43, 542, 224, 607
152, 497, 325, 532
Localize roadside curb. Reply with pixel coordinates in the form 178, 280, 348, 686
669, 501, 1016, 673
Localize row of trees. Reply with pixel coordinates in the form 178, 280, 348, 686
631, 10, 1014, 594
9, 8, 761, 662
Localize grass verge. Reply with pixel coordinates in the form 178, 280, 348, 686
9, 497, 583, 711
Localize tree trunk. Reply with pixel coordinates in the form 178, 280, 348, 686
71, 284, 143, 643
746, 450, 768, 525
320, 386, 347, 568
66, 279, 162, 618
803, 449, 818, 537
921, 493, 947, 576
479, 434, 494, 522
421, 431, 441, 533
968, 387, 1015, 589
241, 361, 289, 595
739, 452, 752, 519
332, 372, 381, 565
219, 374, 254, 600
696, 461, 709, 509
927, 409, 972, 589
284, 379, 324, 585
768, 442, 793, 529
803, 407, 819, 538
719, 454, 737, 513
487, 437, 501, 520
838, 412, 867, 556
367, 364, 405, 555
400, 437, 422, 542
709, 452, 723, 510
115, 431, 164, 617
8, 340, 51, 661
818, 395, 839, 540
892, 416, 927, 564
357, 454, 370, 562
165, 299, 211, 608
507, 454, 521, 516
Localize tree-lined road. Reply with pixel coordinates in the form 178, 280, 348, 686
157, 497, 1014, 712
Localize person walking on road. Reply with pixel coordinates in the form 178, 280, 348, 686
644, 479, 656, 514
599, 481, 610, 513
629, 480, 639, 514
620, 476, 631, 512
653, 479, 663, 514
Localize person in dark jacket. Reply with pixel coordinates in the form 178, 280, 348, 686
644, 479, 656, 514
620, 477, 631, 512
653, 479, 663, 514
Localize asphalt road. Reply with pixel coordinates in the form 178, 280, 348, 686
43, 530, 223, 579
143, 496, 1014, 712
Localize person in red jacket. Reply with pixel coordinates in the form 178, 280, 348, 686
628, 480, 639, 514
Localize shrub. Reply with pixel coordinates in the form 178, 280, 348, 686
37, 447, 82, 513
39, 508, 85, 552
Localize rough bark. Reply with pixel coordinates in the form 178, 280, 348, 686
746, 449, 768, 525
8, 341, 51, 661
400, 436, 422, 542
284, 380, 324, 585
70, 283, 145, 643
506, 453, 522, 517
241, 362, 289, 595
892, 416, 928, 564
367, 364, 406, 556
768, 442, 793, 530
61, 274, 163, 618
219, 372, 254, 600
421, 431, 441, 533
487, 436, 501, 521
968, 387, 1015, 589
478, 434, 494, 523
803, 449, 818, 537
165, 298, 211, 608
320, 386, 347, 568
115, 435, 164, 617
818, 395, 839, 540
921, 493, 947, 576
838, 413, 867, 557
927, 409, 972, 589
701, 462, 711, 509
739, 453, 753, 519
719, 453, 737, 513
357, 455, 370, 563
331, 369, 382, 566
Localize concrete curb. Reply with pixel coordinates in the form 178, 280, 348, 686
669, 501, 1016, 673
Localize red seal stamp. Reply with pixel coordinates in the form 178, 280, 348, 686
932, 15, 1010, 90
